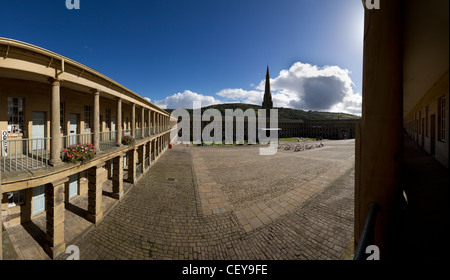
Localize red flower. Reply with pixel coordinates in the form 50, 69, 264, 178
63, 149, 66, 152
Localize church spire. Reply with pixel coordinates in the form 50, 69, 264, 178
262, 65, 273, 111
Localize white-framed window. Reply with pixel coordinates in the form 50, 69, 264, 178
7, 97, 25, 134
84, 105, 92, 132
105, 108, 111, 130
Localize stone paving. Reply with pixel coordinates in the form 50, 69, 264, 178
59, 139, 355, 260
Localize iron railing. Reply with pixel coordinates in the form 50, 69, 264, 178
1, 126, 172, 173
354, 202, 380, 260
1, 137, 49, 172
61, 133, 93, 151
135, 128, 142, 139
99, 130, 117, 151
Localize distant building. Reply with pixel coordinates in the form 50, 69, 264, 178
178, 67, 358, 143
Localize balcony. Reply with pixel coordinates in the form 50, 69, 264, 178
1, 125, 173, 174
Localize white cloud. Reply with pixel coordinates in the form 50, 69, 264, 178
155, 61, 362, 115
154, 90, 222, 109
259, 62, 362, 115
216, 88, 263, 105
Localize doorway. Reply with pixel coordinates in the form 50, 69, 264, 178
32, 112, 46, 150
69, 114, 78, 145
430, 114, 436, 155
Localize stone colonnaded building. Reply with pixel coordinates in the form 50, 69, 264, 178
0, 38, 175, 259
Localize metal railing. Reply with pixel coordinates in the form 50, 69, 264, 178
99, 130, 117, 151
136, 162, 143, 175
61, 133, 93, 151
135, 128, 142, 139
354, 202, 380, 260
1, 138, 49, 172
123, 129, 132, 136
2, 126, 172, 173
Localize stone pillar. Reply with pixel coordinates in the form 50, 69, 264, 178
112, 155, 124, 200
148, 110, 152, 136
146, 141, 151, 170
138, 144, 146, 171
93, 90, 101, 153
116, 98, 122, 146
49, 78, 62, 166
107, 160, 113, 180
45, 177, 68, 259
131, 104, 136, 138
127, 148, 136, 184
152, 111, 156, 135
355, 0, 403, 259
141, 107, 145, 138
87, 164, 105, 224
20, 188, 33, 224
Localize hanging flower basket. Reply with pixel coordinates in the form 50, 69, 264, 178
63, 143, 95, 164
122, 135, 135, 146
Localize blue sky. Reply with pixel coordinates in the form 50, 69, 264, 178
1, 0, 364, 115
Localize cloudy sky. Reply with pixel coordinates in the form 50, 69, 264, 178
2, 0, 364, 115
155, 62, 363, 115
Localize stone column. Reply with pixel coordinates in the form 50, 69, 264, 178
93, 90, 101, 153
138, 144, 146, 171
127, 148, 136, 184
112, 155, 124, 200
20, 188, 33, 224
131, 104, 136, 138
141, 107, 145, 138
146, 141, 152, 169
87, 164, 105, 224
148, 110, 152, 136
152, 111, 156, 135
49, 78, 62, 166
45, 177, 68, 259
116, 98, 122, 146
355, 0, 403, 259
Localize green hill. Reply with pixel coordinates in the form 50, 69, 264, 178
165, 103, 360, 122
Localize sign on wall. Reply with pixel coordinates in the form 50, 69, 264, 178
2, 130, 7, 156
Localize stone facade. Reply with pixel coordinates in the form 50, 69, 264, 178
0, 38, 174, 259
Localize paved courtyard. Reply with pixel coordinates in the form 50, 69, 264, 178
59, 139, 355, 260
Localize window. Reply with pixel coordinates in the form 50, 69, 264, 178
105, 108, 111, 130
7, 97, 25, 134
419, 111, 422, 134
84, 105, 92, 132
438, 96, 446, 142
60, 102, 65, 133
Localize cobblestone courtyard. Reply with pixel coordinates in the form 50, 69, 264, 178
61, 139, 355, 260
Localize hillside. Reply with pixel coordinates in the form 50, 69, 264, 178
165, 103, 360, 122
